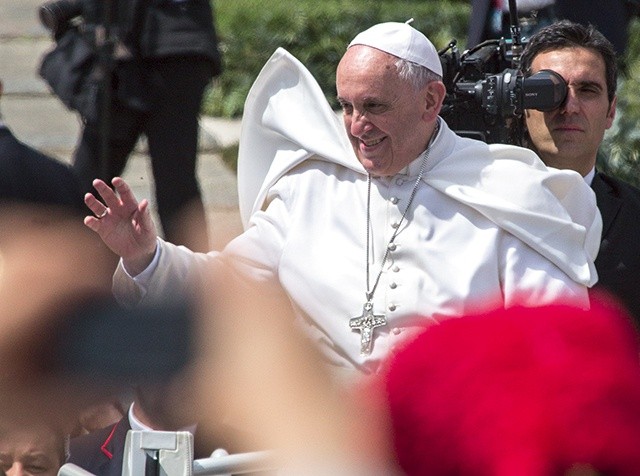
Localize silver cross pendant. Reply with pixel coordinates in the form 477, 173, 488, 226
349, 301, 387, 356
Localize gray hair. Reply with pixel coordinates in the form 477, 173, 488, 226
395, 58, 442, 90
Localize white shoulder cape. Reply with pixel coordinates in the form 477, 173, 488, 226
237, 48, 601, 287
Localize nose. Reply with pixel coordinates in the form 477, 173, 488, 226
7, 463, 25, 476
559, 87, 580, 114
349, 109, 373, 137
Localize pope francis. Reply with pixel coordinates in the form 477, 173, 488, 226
83, 21, 601, 377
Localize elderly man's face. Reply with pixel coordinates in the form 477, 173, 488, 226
0, 426, 63, 476
524, 47, 616, 176
336, 46, 436, 177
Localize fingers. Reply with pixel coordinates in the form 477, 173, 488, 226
135, 199, 155, 232
91, 179, 120, 210
112, 177, 140, 210
84, 192, 108, 218
83, 214, 99, 232
90, 177, 139, 213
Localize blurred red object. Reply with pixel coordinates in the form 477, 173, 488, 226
382, 298, 640, 476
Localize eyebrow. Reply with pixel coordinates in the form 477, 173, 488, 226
570, 79, 604, 90
21, 453, 55, 464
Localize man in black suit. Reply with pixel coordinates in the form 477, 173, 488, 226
68, 386, 212, 475
519, 20, 640, 326
0, 80, 83, 212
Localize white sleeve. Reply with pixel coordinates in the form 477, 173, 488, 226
112, 183, 292, 308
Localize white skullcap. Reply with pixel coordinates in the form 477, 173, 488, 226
348, 21, 443, 77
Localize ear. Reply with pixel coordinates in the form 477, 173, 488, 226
423, 81, 446, 122
605, 95, 617, 129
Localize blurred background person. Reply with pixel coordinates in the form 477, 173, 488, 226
467, 0, 637, 70
0, 79, 83, 213
39, 0, 223, 251
519, 20, 640, 327
468, 0, 558, 46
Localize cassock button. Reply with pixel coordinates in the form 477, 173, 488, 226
390, 196, 399, 205
388, 304, 397, 312
388, 243, 397, 252
389, 282, 397, 289
392, 265, 400, 272
392, 327, 402, 335
395, 178, 404, 186
391, 222, 400, 229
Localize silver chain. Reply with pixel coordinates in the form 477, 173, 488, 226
364, 122, 439, 302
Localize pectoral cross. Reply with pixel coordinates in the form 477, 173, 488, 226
350, 301, 387, 356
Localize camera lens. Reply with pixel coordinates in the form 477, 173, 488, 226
39, 3, 64, 32
38, 0, 83, 35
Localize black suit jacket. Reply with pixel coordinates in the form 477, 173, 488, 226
68, 417, 131, 476
591, 172, 640, 327
69, 416, 212, 475
0, 126, 84, 212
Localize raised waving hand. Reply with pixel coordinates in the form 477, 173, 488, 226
84, 177, 158, 275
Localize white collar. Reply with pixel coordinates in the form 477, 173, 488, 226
128, 403, 197, 434
584, 167, 596, 186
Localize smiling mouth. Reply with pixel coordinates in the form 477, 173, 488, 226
361, 137, 384, 147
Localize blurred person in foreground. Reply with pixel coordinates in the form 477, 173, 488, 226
380, 298, 640, 475
0, 205, 117, 428
0, 76, 124, 436
0, 207, 396, 474
0, 421, 67, 476
519, 20, 640, 326
83, 21, 600, 384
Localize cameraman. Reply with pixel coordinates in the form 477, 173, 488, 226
43, 0, 222, 252
519, 20, 640, 327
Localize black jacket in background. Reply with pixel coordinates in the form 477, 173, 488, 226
0, 126, 84, 212
591, 171, 640, 328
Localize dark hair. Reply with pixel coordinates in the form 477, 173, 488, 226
520, 20, 618, 103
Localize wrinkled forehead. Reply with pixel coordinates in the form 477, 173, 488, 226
336, 46, 403, 96
337, 46, 398, 80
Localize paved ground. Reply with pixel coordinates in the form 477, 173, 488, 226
1, 0, 244, 248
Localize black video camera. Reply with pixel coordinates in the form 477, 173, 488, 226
438, 38, 567, 145
39, 0, 84, 38
438, 2, 567, 145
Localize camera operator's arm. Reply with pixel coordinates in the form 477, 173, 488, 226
84, 177, 158, 276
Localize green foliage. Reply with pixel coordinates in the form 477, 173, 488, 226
205, 0, 470, 118
600, 18, 640, 186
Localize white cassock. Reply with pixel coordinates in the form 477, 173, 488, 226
114, 48, 601, 376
